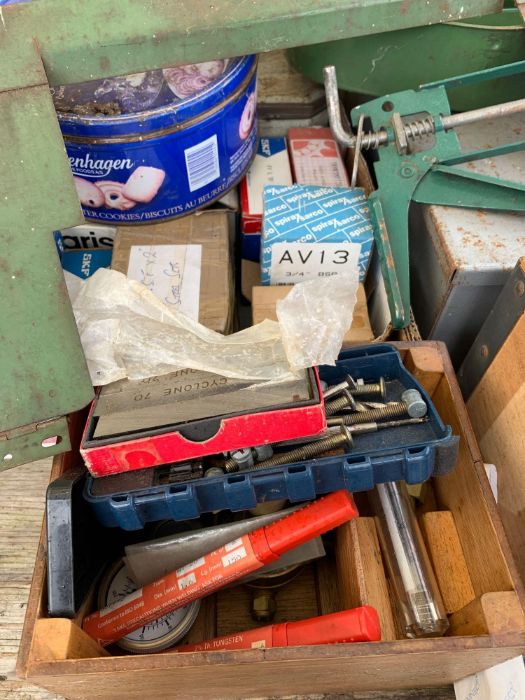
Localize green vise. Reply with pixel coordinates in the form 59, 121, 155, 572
324, 60, 525, 329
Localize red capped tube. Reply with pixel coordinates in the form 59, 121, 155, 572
172, 607, 381, 653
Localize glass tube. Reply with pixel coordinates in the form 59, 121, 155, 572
373, 481, 449, 638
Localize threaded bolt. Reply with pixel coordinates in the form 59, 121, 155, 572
240, 426, 354, 471
327, 402, 409, 426
205, 466, 225, 478
224, 448, 254, 473
253, 444, 274, 461
401, 389, 427, 418
323, 374, 357, 400
325, 389, 357, 416
350, 377, 386, 399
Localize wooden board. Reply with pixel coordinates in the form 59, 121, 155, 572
448, 592, 525, 637
467, 313, 525, 583
421, 511, 476, 614
0, 457, 64, 700
336, 518, 397, 641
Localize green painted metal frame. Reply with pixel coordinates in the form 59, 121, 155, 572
0, 0, 504, 469
351, 59, 525, 330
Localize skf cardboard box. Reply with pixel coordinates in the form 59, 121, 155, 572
240, 137, 293, 262
111, 211, 234, 334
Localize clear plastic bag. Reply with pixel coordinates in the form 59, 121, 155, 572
66, 267, 359, 386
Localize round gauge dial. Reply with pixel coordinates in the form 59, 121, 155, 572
98, 559, 200, 654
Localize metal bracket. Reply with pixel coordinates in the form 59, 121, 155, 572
0, 416, 71, 472
458, 258, 525, 400
324, 60, 525, 329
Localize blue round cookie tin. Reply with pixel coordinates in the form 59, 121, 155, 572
53, 56, 257, 224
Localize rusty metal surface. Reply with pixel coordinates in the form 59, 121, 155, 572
429, 115, 525, 271
410, 113, 525, 367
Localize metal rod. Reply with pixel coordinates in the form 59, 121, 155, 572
441, 98, 525, 131
324, 65, 525, 154
324, 65, 356, 148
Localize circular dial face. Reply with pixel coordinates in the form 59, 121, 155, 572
105, 563, 191, 645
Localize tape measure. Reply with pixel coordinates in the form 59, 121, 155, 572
97, 558, 200, 653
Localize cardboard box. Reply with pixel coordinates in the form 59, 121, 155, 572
252, 284, 374, 344
62, 249, 113, 279
111, 211, 233, 334
240, 137, 293, 262
261, 185, 374, 285
288, 127, 349, 187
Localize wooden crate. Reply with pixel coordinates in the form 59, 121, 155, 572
16, 342, 525, 699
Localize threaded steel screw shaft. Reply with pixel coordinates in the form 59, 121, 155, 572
325, 391, 355, 416
240, 426, 354, 471
350, 377, 386, 399
327, 402, 408, 426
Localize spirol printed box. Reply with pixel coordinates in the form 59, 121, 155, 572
261, 185, 374, 285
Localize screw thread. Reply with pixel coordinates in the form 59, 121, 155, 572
351, 383, 381, 396
248, 432, 349, 470
224, 457, 243, 473
338, 403, 408, 425
325, 393, 353, 416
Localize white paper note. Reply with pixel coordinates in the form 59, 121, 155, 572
454, 656, 525, 700
127, 244, 202, 320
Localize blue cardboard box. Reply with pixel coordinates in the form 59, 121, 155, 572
241, 137, 293, 263
261, 185, 374, 285
62, 249, 113, 279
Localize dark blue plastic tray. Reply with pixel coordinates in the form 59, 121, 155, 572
84, 344, 459, 530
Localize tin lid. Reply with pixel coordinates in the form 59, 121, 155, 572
53, 55, 256, 138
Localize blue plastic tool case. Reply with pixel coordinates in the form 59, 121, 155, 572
84, 344, 459, 530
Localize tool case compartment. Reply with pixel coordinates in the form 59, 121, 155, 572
17, 342, 525, 698
83, 344, 458, 530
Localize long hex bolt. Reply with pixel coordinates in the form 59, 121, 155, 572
327, 402, 409, 425
225, 426, 354, 472
325, 390, 357, 416
324, 378, 386, 415
350, 377, 386, 399
327, 389, 427, 426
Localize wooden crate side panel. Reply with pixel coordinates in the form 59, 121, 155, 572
431, 375, 515, 597
421, 511, 476, 615
467, 314, 525, 583
25, 639, 525, 700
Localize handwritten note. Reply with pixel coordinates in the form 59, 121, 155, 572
127, 244, 202, 321
454, 656, 525, 700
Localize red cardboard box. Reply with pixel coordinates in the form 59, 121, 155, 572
288, 127, 350, 188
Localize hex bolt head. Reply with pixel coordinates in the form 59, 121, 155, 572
341, 425, 354, 449
401, 389, 427, 418
205, 467, 225, 478
253, 444, 274, 461
230, 448, 255, 470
